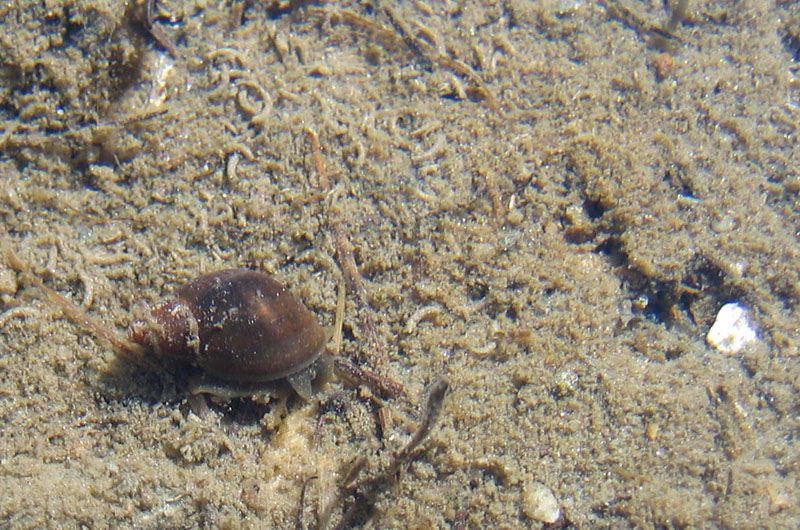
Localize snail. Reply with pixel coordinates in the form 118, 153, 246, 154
128, 269, 331, 400
4, 243, 331, 400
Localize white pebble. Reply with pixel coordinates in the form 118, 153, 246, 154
522, 482, 561, 524
706, 302, 758, 354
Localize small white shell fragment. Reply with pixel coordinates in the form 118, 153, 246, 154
147, 53, 174, 109
706, 302, 758, 354
0, 267, 18, 296
522, 482, 561, 524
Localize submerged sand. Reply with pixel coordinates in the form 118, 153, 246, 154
1, 0, 799, 528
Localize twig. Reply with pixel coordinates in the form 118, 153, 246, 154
395, 378, 448, 462
381, 5, 433, 70
144, 0, 183, 59
306, 129, 402, 396
333, 356, 402, 398
227, 0, 246, 33
2, 235, 153, 370
298, 476, 318, 530
332, 378, 449, 529
305, 6, 505, 118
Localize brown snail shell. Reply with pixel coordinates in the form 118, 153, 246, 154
129, 269, 328, 399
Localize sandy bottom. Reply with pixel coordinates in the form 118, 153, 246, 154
1, 0, 799, 528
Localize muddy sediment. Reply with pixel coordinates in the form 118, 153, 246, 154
1, 0, 799, 528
